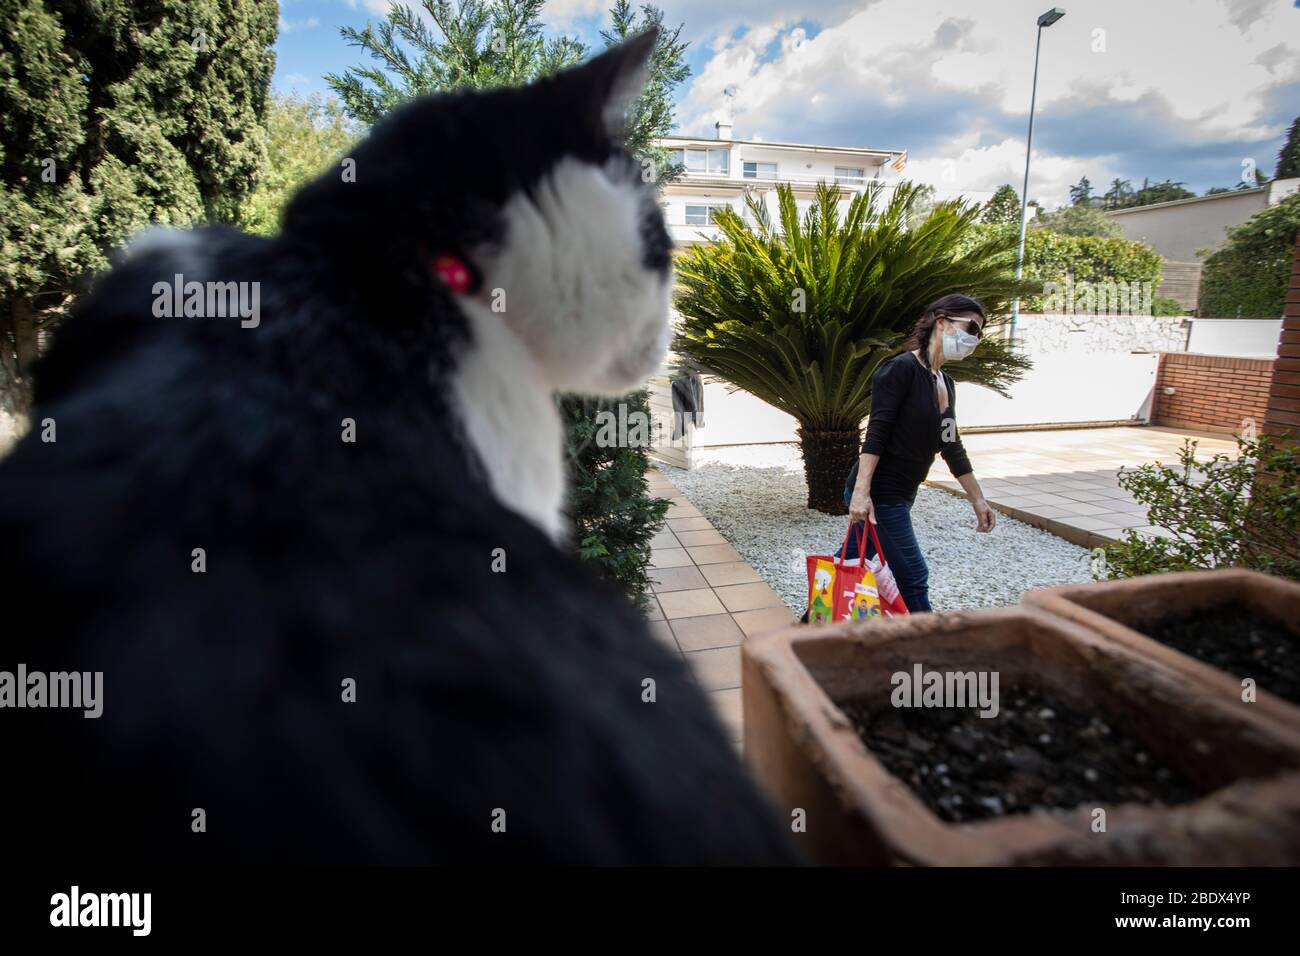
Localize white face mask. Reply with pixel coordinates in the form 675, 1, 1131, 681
941, 328, 980, 361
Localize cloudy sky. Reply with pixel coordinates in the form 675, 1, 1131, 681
275, 0, 1300, 206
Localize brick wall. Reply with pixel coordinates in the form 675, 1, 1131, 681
1152, 351, 1274, 434
1263, 232, 1300, 444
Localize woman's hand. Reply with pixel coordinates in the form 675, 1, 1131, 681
972, 497, 996, 533
849, 485, 876, 525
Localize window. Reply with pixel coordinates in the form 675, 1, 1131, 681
743, 161, 778, 180
673, 147, 729, 174
684, 203, 729, 225
834, 166, 866, 185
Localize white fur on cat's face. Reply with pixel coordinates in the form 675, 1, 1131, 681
473, 156, 672, 396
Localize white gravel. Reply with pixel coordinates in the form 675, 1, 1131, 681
659, 443, 1092, 613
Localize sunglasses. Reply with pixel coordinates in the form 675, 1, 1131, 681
937, 313, 984, 339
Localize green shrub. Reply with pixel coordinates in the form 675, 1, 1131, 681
240, 94, 359, 236
1029, 204, 1122, 238
1152, 296, 1186, 316
1099, 433, 1300, 582
1198, 193, 1300, 318
561, 389, 669, 606
960, 224, 1162, 312
981, 184, 1021, 224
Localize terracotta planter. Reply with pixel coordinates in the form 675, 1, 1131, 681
742, 606, 1300, 865
1024, 569, 1300, 730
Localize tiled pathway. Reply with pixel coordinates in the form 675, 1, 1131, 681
924, 426, 1239, 550
643, 468, 794, 744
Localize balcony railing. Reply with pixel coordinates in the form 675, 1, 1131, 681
672, 169, 890, 190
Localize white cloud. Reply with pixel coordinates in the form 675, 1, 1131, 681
279, 16, 321, 34
544, 0, 607, 23
672, 0, 1300, 206
902, 138, 1106, 206
345, 0, 397, 15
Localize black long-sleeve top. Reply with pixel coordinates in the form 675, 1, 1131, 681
844, 352, 973, 505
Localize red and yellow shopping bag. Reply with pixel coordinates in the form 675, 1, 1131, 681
805, 522, 909, 624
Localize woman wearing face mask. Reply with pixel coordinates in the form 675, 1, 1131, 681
839, 294, 996, 613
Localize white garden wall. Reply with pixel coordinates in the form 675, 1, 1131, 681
694, 383, 799, 447
1184, 318, 1282, 357
957, 353, 1158, 428
691, 352, 1160, 449
679, 312, 1179, 458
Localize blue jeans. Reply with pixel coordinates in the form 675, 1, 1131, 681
837, 487, 932, 613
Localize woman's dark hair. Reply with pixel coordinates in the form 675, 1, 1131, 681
903, 294, 987, 368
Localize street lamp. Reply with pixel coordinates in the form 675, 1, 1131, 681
1011, 7, 1065, 344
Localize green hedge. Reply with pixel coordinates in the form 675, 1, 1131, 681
1198, 193, 1300, 319
561, 389, 669, 608
961, 223, 1162, 312
1152, 296, 1186, 316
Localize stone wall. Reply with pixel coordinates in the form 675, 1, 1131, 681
1014, 312, 1189, 354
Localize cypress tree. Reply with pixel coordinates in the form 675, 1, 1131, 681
980, 184, 1021, 224
1277, 116, 1300, 180
0, 0, 277, 425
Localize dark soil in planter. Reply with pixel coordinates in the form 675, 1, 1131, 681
1142, 601, 1300, 705
845, 684, 1204, 823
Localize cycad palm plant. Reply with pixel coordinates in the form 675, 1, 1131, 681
673, 180, 1034, 514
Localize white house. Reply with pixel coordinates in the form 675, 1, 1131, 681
655, 120, 907, 245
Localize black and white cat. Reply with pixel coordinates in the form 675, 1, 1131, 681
0, 31, 799, 864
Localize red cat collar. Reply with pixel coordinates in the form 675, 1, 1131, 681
431, 254, 474, 295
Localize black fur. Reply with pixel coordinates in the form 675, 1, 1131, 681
0, 35, 799, 864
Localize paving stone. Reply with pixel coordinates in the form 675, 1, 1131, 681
685, 645, 742, 691
732, 607, 797, 637
686, 543, 744, 565
715, 581, 784, 612
666, 516, 713, 532
669, 613, 745, 651
649, 565, 709, 593
699, 561, 763, 587
674, 529, 728, 547
648, 547, 693, 569
657, 588, 727, 619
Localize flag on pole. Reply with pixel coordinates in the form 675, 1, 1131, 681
890, 149, 907, 173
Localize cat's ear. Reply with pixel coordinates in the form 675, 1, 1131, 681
579, 27, 659, 141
